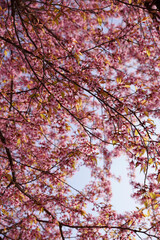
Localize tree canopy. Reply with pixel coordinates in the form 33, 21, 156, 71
0, 0, 160, 239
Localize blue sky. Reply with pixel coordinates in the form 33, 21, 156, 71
68, 154, 141, 214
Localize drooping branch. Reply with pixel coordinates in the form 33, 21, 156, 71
59, 222, 160, 239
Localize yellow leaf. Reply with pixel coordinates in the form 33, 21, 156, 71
144, 200, 148, 208
79, 98, 82, 108
72, 161, 76, 169
65, 124, 71, 130
142, 17, 149, 22
124, 85, 130, 88
128, 220, 133, 226
147, 118, 155, 126
141, 100, 147, 105
147, 118, 153, 123
40, 126, 43, 133
149, 158, 153, 164
105, 59, 111, 65
17, 138, 21, 146
149, 192, 156, 199
140, 165, 146, 173
57, 103, 61, 109
74, 83, 79, 91
129, 0, 132, 3
158, 174, 160, 183
116, 39, 120, 46
97, 16, 102, 25
146, 49, 151, 57
154, 204, 159, 209
112, 140, 117, 145
116, 77, 121, 83
146, 209, 151, 217
30, 220, 33, 225
40, 113, 46, 119
118, 56, 122, 64
61, 92, 65, 98
68, 152, 74, 157
49, 184, 54, 189
139, 148, 146, 157
127, 127, 131, 133
80, 12, 86, 21
40, 207, 44, 213
2, 209, 9, 216
5, 173, 12, 181
81, 210, 86, 216
54, 8, 59, 13
144, 111, 149, 117
54, 12, 61, 25
135, 130, 138, 136
101, 91, 108, 98
4, 50, 8, 56
91, 157, 97, 164
75, 98, 82, 111
19, 195, 23, 202
124, 106, 128, 114
74, 53, 80, 64
48, 117, 51, 125
76, 104, 80, 111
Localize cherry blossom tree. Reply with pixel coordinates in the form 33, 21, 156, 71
0, 0, 160, 239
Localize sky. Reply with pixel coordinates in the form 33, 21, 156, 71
68, 154, 141, 214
